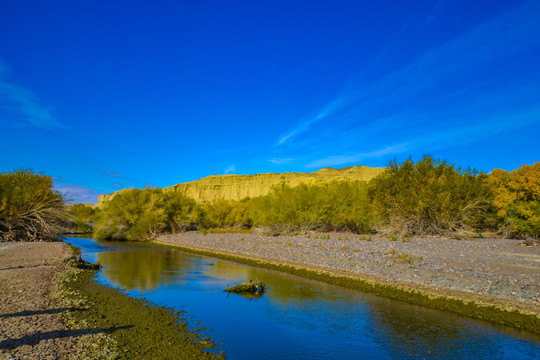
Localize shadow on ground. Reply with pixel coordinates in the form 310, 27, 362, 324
0, 307, 80, 319
0, 325, 133, 350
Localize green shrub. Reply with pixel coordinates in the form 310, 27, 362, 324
94, 188, 200, 241
68, 203, 96, 220
202, 199, 251, 229
75, 219, 92, 233
0, 169, 66, 241
249, 180, 375, 234
369, 156, 491, 237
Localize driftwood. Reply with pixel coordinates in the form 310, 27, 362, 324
225, 279, 265, 296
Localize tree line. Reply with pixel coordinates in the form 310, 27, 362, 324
1, 156, 539, 242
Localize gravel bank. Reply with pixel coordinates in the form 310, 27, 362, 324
0, 242, 74, 360
157, 232, 540, 307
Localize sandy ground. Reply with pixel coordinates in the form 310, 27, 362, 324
0, 242, 74, 360
158, 232, 540, 307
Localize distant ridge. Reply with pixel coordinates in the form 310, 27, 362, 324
97, 165, 385, 206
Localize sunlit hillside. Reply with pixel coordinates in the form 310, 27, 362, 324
97, 165, 385, 206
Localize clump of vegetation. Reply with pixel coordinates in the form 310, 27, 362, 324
67, 203, 98, 234
202, 199, 251, 229
73, 219, 93, 234
69, 203, 96, 220
386, 249, 423, 265
370, 156, 492, 237
94, 188, 201, 241
249, 180, 375, 235
0, 169, 66, 242
488, 163, 540, 238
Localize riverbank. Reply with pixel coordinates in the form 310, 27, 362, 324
0, 242, 223, 360
0, 242, 78, 359
156, 231, 540, 334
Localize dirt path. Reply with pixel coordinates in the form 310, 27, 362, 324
0, 242, 74, 360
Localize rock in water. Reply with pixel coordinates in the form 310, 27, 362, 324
225, 279, 265, 295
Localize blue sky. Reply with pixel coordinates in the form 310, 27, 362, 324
1, 1, 539, 203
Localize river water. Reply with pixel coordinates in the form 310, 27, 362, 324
64, 237, 540, 359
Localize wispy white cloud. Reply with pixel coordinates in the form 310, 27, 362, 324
269, 158, 295, 165
358, 1, 540, 103
276, 97, 345, 145
306, 144, 407, 168
0, 59, 63, 129
224, 165, 236, 174
306, 105, 540, 168
54, 184, 105, 204
276, 1, 540, 149
98, 169, 123, 177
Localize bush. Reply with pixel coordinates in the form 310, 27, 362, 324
202, 199, 251, 229
74, 219, 93, 234
488, 163, 540, 238
0, 169, 66, 241
249, 180, 375, 234
369, 156, 491, 237
68, 203, 96, 220
94, 188, 200, 241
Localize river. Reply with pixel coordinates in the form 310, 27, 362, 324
64, 237, 540, 359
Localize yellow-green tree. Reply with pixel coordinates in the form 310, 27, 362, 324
203, 199, 251, 228
68, 203, 96, 220
369, 156, 491, 237
94, 188, 199, 241
249, 180, 374, 233
488, 163, 540, 237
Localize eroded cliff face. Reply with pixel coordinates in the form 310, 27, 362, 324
97, 165, 385, 206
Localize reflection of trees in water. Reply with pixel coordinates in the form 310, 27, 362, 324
367, 299, 503, 359
202, 260, 250, 282
204, 260, 344, 304
99, 247, 198, 290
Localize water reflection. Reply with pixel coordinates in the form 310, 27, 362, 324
98, 247, 194, 290
204, 259, 344, 303
64, 237, 540, 360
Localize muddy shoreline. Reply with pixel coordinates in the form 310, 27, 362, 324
156, 231, 540, 334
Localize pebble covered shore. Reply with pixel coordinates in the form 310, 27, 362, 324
158, 231, 540, 305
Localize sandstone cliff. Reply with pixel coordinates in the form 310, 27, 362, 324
97, 165, 385, 206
